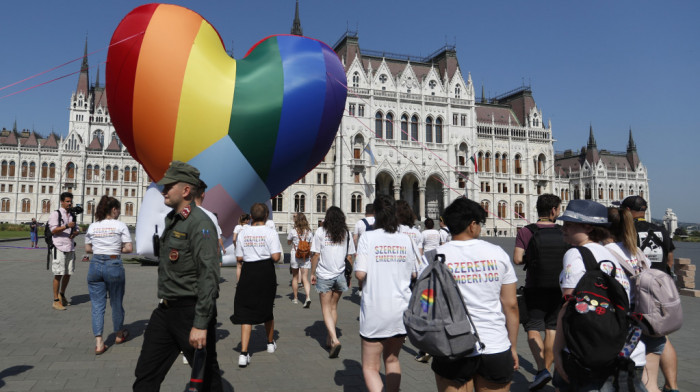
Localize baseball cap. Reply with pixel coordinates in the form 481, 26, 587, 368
156, 161, 200, 186
621, 196, 647, 212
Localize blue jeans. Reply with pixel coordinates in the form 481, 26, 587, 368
87, 255, 126, 337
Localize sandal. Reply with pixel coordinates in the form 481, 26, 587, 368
329, 343, 342, 358
115, 329, 129, 344
95, 344, 109, 355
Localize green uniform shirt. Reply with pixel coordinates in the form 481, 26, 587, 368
158, 201, 220, 329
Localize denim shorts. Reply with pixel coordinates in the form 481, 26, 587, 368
315, 274, 347, 293
642, 334, 667, 355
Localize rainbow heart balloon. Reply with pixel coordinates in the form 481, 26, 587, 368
106, 3, 347, 234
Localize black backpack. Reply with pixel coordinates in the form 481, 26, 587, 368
361, 218, 375, 232
44, 210, 62, 269
523, 223, 569, 288
561, 246, 631, 380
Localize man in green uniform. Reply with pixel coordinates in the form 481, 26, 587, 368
134, 161, 223, 391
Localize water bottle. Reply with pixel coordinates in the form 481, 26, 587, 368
188, 347, 207, 392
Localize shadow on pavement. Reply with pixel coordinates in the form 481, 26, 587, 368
0, 365, 33, 388
304, 320, 344, 350
333, 359, 367, 391
69, 293, 90, 306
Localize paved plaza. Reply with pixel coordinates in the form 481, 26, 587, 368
0, 236, 698, 391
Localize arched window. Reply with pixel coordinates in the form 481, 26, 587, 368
112, 166, 119, 182
351, 194, 362, 213
514, 154, 522, 175
105, 165, 112, 181
485, 152, 491, 172
21, 199, 31, 213
131, 166, 138, 182
352, 71, 360, 88
457, 143, 468, 166
561, 189, 565, 201
494, 154, 501, 173
0, 160, 7, 177
435, 117, 443, 143
385, 113, 394, 139
86, 201, 94, 216
272, 193, 283, 212
639, 186, 644, 199
66, 162, 75, 179
94, 165, 100, 178
294, 193, 306, 213
42, 199, 51, 213
316, 193, 328, 213
29, 162, 36, 178
514, 202, 524, 220
501, 153, 507, 173
125, 202, 134, 216
49, 163, 56, 179
565, 189, 570, 201
537, 154, 546, 175
478, 152, 484, 172
455, 84, 461, 99
410, 115, 419, 141
400, 114, 409, 141
574, 186, 581, 200
425, 117, 433, 143
41, 162, 48, 178
86, 164, 93, 180
21, 161, 28, 178
94, 129, 104, 145
9, 161, 15, 177
481, 200, 489, 213
598, 185, 604, 200
1, 198, 10, 212
629, 186, 634, 196
609, 185, 614, 200
585, 185, 592, 200
375, 112, 383, 139
619, 185, 624, 200
498, 201, 507, 219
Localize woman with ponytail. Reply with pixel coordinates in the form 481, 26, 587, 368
85, 195, 133, 355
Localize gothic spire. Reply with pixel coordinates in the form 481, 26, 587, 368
291, 0, 303, 36
481, 84, 486, 103
587, 124, 597, 149
81, 36, 89, 73
627, 127, 636, 151
94, 65, 100, 89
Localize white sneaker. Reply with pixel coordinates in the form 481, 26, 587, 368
238, 353, 250, 367
267, 341, 277, 353
182, 353, 188, 364
291, 298, 299, 304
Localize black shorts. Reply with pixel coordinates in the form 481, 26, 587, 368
523, 287, 561, 331
431, 349, 514, 386
360, 333, 406, 343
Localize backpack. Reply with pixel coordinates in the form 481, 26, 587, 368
523, 223, 570, 288
404, 253, 482, 360
44, 210, 62, 269
361, 218, 375, 232
562, 246, 631, 378
612, 250, 683, 337
295, 231, 311, 259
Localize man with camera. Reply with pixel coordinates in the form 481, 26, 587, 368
49, 192, 81, 310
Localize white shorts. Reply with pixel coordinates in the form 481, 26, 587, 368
51, 250, 75, 276
290, 255, 311, 269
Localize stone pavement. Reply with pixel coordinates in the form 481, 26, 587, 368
0, 236, 698, 391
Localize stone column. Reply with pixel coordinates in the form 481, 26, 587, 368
393, 185, 401, 201
419, 186, 426, 220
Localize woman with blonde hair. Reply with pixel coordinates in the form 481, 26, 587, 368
287, 212, 312, 306
85, 195, 133, 355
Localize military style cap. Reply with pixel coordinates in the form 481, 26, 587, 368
621, 195, 647, 212
156, 161, 200, 186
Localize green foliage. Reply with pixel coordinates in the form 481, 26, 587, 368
0, 223, 30, 231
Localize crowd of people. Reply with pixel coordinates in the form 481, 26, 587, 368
45, 160, 682, 392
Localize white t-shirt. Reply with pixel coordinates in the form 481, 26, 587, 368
310, 227, 355, 280
422, 229, 441, 251
604, 242, 651, 304
355, 229, 418, 338
439, 227, 451, 244
287, 228, 312, 262
437, 239, 518, 355
266, 219, 275, 230
234, 225, 282, 262
399, 225, 423, 252
85, 219, 132, 255
354, 217, 375, 239
199, 206, 222, 239
559, 243, 646, 366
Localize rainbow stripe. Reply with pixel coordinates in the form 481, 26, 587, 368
106, 4, 346, 234
421, 289, 435, 313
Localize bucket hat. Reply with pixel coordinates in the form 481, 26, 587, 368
558, 199, 610, 226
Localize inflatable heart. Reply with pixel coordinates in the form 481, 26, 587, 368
106, 3, 347, 236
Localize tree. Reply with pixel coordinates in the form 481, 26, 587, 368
674, 227, 688, 236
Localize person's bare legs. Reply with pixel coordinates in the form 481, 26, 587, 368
300, 267, 311, 300
644, 353, 662, 392
240, 324, 252, 352
53, 275, 62, 300
382, 336, 404, 392
660, 338, 678, 390
544, 329, 556, 371
320, 291, 341, 346
291, 268, 299, 301
264, 320, 274, 343
527, 330, 546, 371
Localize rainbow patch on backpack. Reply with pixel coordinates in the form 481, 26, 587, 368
421, 289, 434, 312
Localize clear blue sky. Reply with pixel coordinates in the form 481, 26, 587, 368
1, 1, 698, 222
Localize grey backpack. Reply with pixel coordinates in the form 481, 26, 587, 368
403, 253, 482, 360
613, 250, 683, 337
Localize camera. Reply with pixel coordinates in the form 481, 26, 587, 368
68, 204, 84, 215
